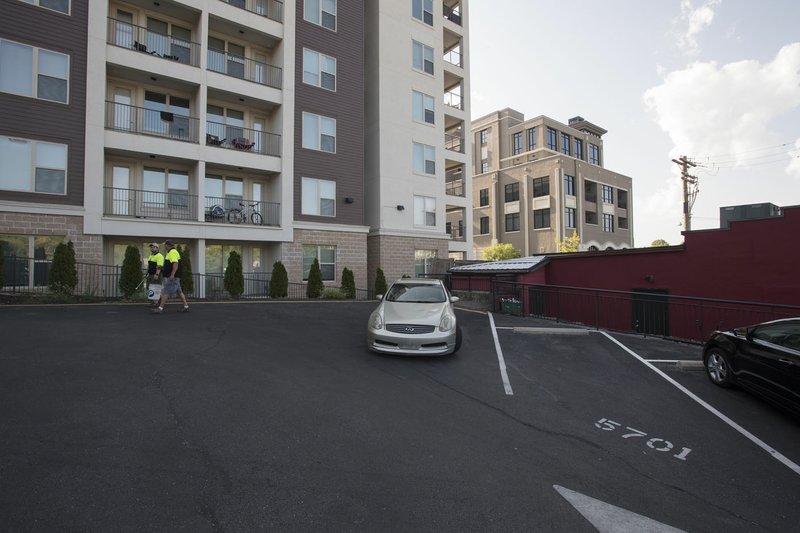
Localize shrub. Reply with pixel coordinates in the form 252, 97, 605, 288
0, 252, 4, 288
119, 245, 143, 298
374, 267, 387, 297
49, 241, 77, 295
322, 287, 346, 300
224, 250, 244, 298
306, 258, 324, 298
340, 267, 355, 298
178, 245, 194, 295
269, 261, 288, 298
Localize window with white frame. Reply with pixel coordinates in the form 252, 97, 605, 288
302, 112, 336, 153
0, 136, 67, 194
0, 234, 65, 289
414, 195, 436, 226
18, 0, 70, 14
412, 0, 433, 25
0, 39, 69, 103
412, 40, 434, 75
143, 167, 189, 208
302, 177, 336, 217
412, 90, 435, 124
205, 174, 243, 210
414, 249, 437, 276
304, 0, 336, 31
303, 49, 336, 91
413, 142, 436, 175
303, 245, 335, 280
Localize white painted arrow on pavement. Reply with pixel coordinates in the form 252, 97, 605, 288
554, 485, 687, 533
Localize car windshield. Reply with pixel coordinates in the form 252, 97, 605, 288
385, 283, 446, 303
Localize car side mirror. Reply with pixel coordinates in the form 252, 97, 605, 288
450, 296, 460, 303
377, 294, 383, 301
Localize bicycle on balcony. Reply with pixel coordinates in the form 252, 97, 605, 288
227, 202, 264, 225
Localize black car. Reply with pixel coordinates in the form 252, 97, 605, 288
703, 317, 800, 417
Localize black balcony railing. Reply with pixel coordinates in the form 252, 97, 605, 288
445, 178, 465, 197
107, 18, 201, 67
219, 0, 284, 22
104, 187, 198, 221
204, 196, 281, 226
443, 4, 462, 25
443, 48, 462, 68
207, 48, 282, 88
445, 133, 465, 153
105, 101, 200, 143
205, 121, 281, 156
444, 91, 463, 110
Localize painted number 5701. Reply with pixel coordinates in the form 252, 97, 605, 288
594, 418, 692, 461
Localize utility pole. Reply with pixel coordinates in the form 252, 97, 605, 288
672, 156, 698, 231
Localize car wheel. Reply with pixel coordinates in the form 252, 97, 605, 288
452, 325, 463, 354
704, 348, 734, 388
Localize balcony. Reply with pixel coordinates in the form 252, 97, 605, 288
444, 89, 463, 111
443, 4, 462, 26
443, 47, 462, 68
107, 18, 200, 67
207, 48, 282, 89
103, 187, 280, 227
105, 101, 199, 143
445, 133, 465, 153
206, 121, 281, 157
445, 167, 465, 197
219, 0, 284, 22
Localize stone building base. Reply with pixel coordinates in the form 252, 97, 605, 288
281, 228, 368, 292
366, 233, 449, 290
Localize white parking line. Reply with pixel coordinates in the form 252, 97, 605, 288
488, 312, 514, 395
599, 331, 800, 476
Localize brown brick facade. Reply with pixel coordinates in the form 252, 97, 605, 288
367, 234, 449, 289
0, 213, 101, 264
281, 228, 368, 290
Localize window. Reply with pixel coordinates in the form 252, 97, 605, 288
618, 216, 629, 229
565, 207, 576, 228
585, 181, 597, 203
564, 175, 575, 196
504, 182, 519, 202
303, 245, 335, 280
304, 0, 336, 31
205, 175, 243, 210
479, 129, 488, 145
412, 90, 435, 124
505, 213, 520, 232
207, 37, 246, 78
0, 136, 67, 194
19, 0, 70, 14
204, 244, 243, 274
603, 213, 614, 232
528, 127, 537, 150
302, 177, 336, 217
413, 142, 436, 175
480, 160, 489, 173
533, 208, 550, 229
589, 143, 601, 165
479, 188, 489, 207
585, 211, 598, 225
546, 127, 557, 150
1, 234, 64, 288
303, 49, 336, 91
144, 167, 189, 208
479, 216, 489, 234
412, 0, 433, 25
512, 132, 522, 155
143, 91, 191, 140
414, 195, 436, 226
601, 185, 613, 204
0, 39, 69, 103
533, 177, 549, 198
561, 133, 571, 155
617, 189, 628, 209
412, 40, 434, 75
302, 112, 336, 153
414, 249, 436, 276
574, 138, 583, 160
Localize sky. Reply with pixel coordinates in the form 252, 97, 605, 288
468, 0, 800, 247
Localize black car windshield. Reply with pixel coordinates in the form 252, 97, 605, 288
385, 283, 446, 303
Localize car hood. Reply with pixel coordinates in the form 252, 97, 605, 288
382, 301, 448, 325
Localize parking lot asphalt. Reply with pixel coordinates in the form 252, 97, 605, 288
1, 302, 798, 532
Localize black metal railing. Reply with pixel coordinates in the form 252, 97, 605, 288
107, 18, 201, 67
445, 133, 465, 153
443, 48, 462, 68
443, 4, 462, 25
207, 48, 282, 88
204, 196, 281, 226
444, 91, 463, 110
104, 187, 199, 221
105, 101, 199, 143
445, 178, 465, 197
205, 121, 281, 156
1, 256, 126, 297
219, 0, 284, 22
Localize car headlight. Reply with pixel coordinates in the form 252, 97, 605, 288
368, 310, 384, 330
439, 312, 456, 332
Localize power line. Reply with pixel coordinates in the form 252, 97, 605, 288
696, 141, 794, 160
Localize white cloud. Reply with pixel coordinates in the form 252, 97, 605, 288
787, 138, 800, 179
676, 0, 722, 55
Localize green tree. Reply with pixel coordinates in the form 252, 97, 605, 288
340, 267, 355, 298
306, 258, 324, 298
178, 245, 194, 295
119, 245, 143, 298
482, 242, 522, 261
224, 250, 244, 298
49, 241, 77, 295
558, 230, 581, 253
269, 261, 288, 298
651, 239, 670, 247
374, 267, 387, 297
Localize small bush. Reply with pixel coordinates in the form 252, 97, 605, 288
340, 267, 355, 298
374, 267, 387, 297
306, 258, 324, 298
322, 287, 346, 300
49, 241, 77, 295
224, 250, 244, 298
119, 245, 143, 298
269, 261, 288, 298
178, 245, 194, 295
0, 252, 4, 288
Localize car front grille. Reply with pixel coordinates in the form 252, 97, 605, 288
386, 324, 436, 334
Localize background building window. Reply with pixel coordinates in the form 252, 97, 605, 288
565, 207, 576, 228
302, 112, 336, 153
585, 210, 598, 224
560, 132, 571, 155
0, 136, 67, 194
302, 177, 336, 216
619, 216, 629, 229
504, 182, 519, 202
412, 41, 434, 75
479, 129, 488, 145
512, 132, 522, 155
528, 127, 536, 150
533, 177, 549, 198
601, 184, 613, 204
414, 195, 436, 226
303, 49, 337, 91
304, 0, 336, 31
479, 216, 489, 234
480, 160, 489, 173
303, 245, 336, 280
546, 127, 557, 150
617, 190, 628, 209
413, 142, 436, 175
574, 138, 583, 160
412, 0, 433, 25
412, 90, 435, 124
479, 188, 489, 206
603, 213, 614, 232
564, 175, 575, 196
533, 208, 550, 229
589, 143, 601, 165
505, 213, 519, 232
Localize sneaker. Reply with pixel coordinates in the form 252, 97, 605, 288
178, 307, 190, 313
151, 307, 163, 314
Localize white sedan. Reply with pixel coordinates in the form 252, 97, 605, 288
367, 278, 462, 356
